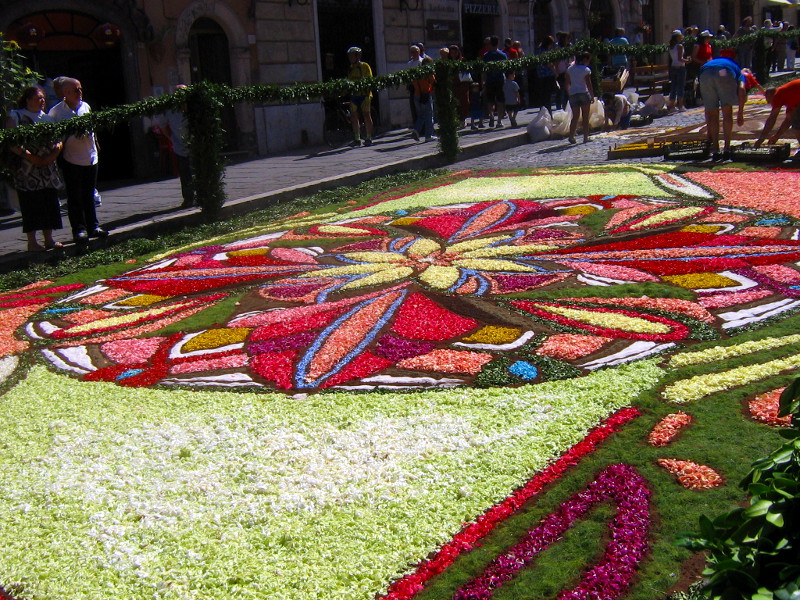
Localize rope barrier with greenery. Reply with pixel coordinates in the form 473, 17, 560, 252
1, 31, 798, 217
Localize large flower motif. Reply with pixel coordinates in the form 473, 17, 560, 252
19, 168, 800, 392
260, 232, 568, 301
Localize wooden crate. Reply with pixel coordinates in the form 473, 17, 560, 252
600, 67, 629, 94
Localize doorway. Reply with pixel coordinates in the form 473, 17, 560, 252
461, 0, 501, 59
188, 17, 236, 150
317, 0, 379, 121
588, 0, 615, 40
532, 1, 554, 48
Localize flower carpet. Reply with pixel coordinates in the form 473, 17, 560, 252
1, 164, 799, 600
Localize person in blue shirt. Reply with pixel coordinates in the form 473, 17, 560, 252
609, 28, 630, 69
698, 56, 747, 159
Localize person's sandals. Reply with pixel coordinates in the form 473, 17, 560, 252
27, 243, 46, 253
45, 241, 64, 250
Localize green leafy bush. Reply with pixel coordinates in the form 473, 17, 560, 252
678, 377, 800, 600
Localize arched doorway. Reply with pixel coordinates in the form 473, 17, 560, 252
188, 17, 236, 150
7, 11, 132, 182
588, 0, 615, 40
532, 0, 554, 47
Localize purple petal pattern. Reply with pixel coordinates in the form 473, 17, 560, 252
454, 464, 651, 600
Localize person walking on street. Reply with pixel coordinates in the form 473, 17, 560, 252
697, 56, 747, 160
48, 78, 106, 245
5, 86, 64, 252
502, 72, 521, 127
667, 30, 691, 112
481, 36, 507, 128
411, 57, 436, 142
406, 45, 422, 127
786, 26, 797, 71
733, 16, 756, 69
533, 36, 558, 111
346, 47, 374, 147
566, 52, 595, 144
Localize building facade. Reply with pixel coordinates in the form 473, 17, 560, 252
2, 0, 795, 178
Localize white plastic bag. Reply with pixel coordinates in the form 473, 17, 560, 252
527, 107, 552, 142
639, 93, 666, 117
588, 100, 606, 130
550, 105, 572, 136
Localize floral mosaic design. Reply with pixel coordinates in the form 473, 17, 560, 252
1, 166, 800, 600
9, 167, 800, 394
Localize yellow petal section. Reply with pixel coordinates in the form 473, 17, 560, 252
390, 217, 421, 226
453, 259, 537, 272
184, 328, 252, 352
228, 248, 270, 257
461, 244, 557, 258
64, 301, 195, 335
631, 206, 703, 229
462, 326, 522, 344
299, 264, 393, 277
448, 235, 512, 253
341, 252, 407, 263
317, 225, 373, 234
418, 265, 461, 289
114, 294, 169, 307
680, 225, 724, 233
558, 205, 597, 215
534, 304, 672, 334
662, 273, 739, 289
341, 267, 414, 290
406, 238, 441, 257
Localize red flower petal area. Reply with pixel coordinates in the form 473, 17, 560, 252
391, 293, 478, 341
413, 199, 559, 241
0, 283, 83, 308
383, 408, 641, 600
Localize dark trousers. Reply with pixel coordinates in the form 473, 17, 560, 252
61, 160, 99, 237
408, 85, 418, 123
177, 154, 194, 206
535, 75, 557, 110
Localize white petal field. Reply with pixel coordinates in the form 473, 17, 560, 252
0, 362, 662, 600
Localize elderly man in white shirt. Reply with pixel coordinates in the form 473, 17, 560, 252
48, 78, 106, 244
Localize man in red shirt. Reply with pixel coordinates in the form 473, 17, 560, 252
754, 79, 800, 155
503, 38, 519, 59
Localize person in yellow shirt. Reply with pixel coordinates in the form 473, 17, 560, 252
347, 47, 374, 147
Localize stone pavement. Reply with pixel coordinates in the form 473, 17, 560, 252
0, 98, 747, 272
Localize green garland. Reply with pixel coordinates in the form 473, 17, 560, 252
2, 33, 798, 214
